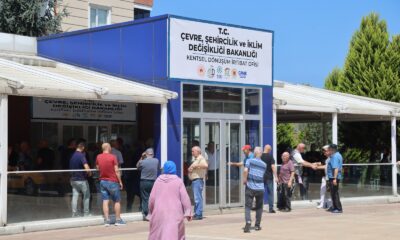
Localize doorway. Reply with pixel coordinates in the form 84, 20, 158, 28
202, 120, 244, 208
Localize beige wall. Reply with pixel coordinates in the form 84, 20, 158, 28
60, 0, 151, 32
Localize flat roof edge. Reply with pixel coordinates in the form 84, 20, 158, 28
38, 14, 273, 41
38, 14, 170, 41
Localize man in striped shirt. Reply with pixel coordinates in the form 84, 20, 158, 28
243, 146, 266, 233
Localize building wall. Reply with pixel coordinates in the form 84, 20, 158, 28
60, 0, 152, 32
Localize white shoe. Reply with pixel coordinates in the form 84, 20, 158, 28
317, 204, 324, 209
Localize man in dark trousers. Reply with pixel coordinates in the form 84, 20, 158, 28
261, 144, 278, 213
243, 147, 266, 233
327, 144, 343, 213
136, 148, 159, 221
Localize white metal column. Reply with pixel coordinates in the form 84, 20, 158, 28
332, 112, 338, 144
272, 106, 278, 204
160, 103, 168, 168
0, 94, 8, 226
391, 116, 398, 196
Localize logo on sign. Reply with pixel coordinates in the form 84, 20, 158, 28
231, 68, 237, 79
224, 67, 230, 78
217, 66, 223, 79
197, 65, 205, 77
238, 71, 247, 78
207, 65, 215, 78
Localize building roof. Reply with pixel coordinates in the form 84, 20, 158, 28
274, 81, 400, 122
0, 52, 177, 104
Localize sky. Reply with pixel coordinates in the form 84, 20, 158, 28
152, 0, 400, 88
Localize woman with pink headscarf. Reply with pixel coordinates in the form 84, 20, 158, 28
148, 161, 192, 240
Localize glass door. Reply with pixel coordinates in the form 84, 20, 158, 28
224, 121, 242, 206
203, 121, 221, 206
203, 120, 244, 208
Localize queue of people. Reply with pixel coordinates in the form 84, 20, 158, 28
12, 137, 400, 238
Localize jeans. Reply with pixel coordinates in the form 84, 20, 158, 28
265, 180, 274, 211
100, 180, 121, 202
70, 180, 90, 215
329, 179, 342, 211
192, 178, 204, 217
245, 187, 264, 225
140, 179, 155, 217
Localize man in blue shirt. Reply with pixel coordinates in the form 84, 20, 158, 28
327, 144, 343, 213
243, 146, 266, 233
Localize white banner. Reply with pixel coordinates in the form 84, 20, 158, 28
32, 98, 136, 121
169, 18, 272, 86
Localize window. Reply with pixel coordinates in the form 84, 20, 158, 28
245, 120, 260, 148
90, 6, 110, 28
245, 89, 260, 114
203, 86, 242, 114
183, 84, 200, 112
134, 8, 150, 20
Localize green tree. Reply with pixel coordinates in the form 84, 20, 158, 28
324, 13, 400, 180
0, 0, 68, 37
277, 123, 297, 148
325, 67, 343, 90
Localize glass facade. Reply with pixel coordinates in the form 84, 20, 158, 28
182, 84, 200, 112
203, 86, 242, 114
245, 89, 260, 114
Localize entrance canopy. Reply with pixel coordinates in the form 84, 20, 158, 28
0, 52, 177, 104
274, 81, 400, 123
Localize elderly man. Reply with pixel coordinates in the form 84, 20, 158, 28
261, 144, 278, 213
291, 143, 317, 199
188, 146, 208, 220
277, 152, 295, 212
243, 146, 266, 233
137, 148, 160, 220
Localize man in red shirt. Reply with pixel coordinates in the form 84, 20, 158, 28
96, 143, 125, 226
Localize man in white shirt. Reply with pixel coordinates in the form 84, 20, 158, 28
205, 142, 220, 186
291, 143, 317, 200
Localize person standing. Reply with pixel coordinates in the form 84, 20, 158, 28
96, 143, 125, 226
111, 139, 124, 166
36, 139, 55, 170
327, 144, 343, 213
290, 143, 317, 199
69, 140, 91, 217
205, 141, 219, 186
230, 145, 254, 167
277, 152, 295, 212
316, 145, 331, 209
243, 147, 266, 233
188, 146, 208, 220
61, 138, 77, 170
137, 148, 159, 220
148, 161, 192, 240
261, 144, 278, 213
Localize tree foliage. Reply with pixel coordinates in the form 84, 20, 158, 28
0, 0, 68, 37
324, 13, 400, 167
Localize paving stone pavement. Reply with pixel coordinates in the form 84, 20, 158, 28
2, 203, 400, 240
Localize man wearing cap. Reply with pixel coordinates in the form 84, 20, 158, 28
230, 145, 254, 167
137, 148, 160, 220
327, 144, 343, 213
